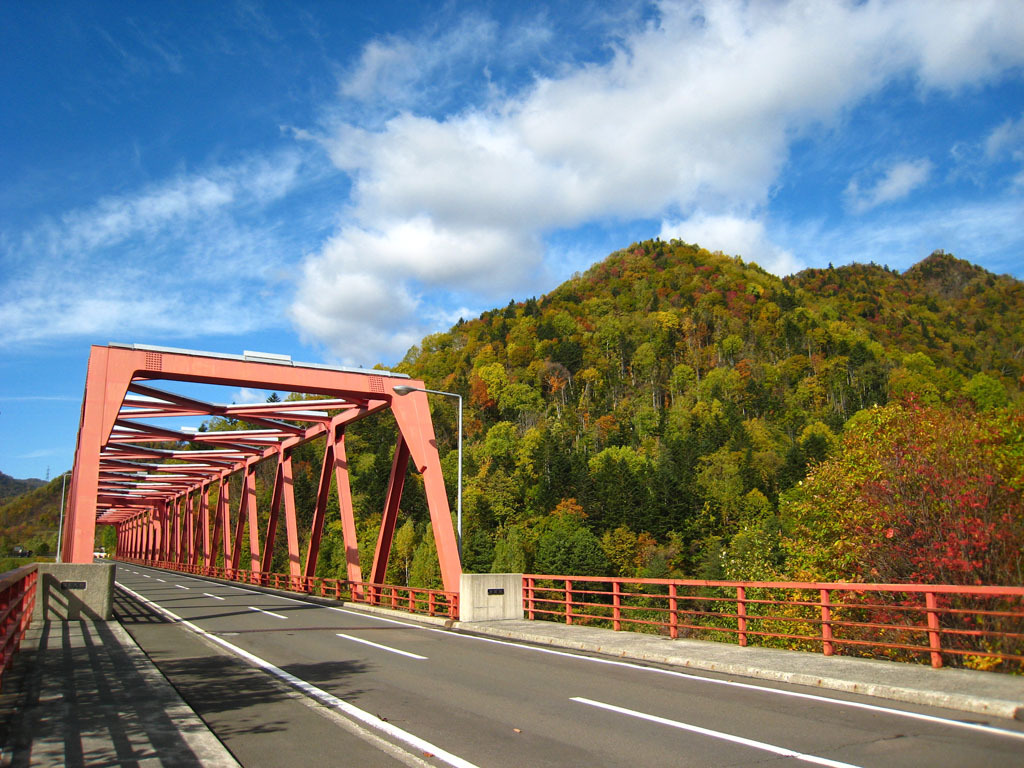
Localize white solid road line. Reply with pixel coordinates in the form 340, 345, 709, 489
572, 696, 863, 768
337, 633, 427, 660
203, 593, 225, 601
248, 606, 287, 620
115, 583, 481, 768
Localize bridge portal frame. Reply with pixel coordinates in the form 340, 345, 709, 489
65, 343, 463, 592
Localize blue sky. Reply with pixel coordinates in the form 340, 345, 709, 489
2, 0, 1023, 481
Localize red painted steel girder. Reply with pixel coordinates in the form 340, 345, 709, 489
68, 343, 463, 591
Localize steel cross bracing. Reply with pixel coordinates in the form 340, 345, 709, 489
65, 344, 463, 591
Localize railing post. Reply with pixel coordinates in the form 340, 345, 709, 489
737, 586, 747, 647
612, 581, 621, 631
925, 591, 943, 668
526, 577, 535, 620
820, 588, 833, 656
669, 583, 678, 639
565, 580, 573, 625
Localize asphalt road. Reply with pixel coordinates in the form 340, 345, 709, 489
114, 564, 1024, 768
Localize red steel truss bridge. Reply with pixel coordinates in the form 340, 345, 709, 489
62, 343, 462, 591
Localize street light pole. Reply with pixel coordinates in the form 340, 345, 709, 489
392, 385, 462, 563
56, 471, 68, 563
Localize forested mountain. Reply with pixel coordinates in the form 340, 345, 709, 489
0, 474, 65, 556
372, 240, 1022, 585
0, 471, 45, 505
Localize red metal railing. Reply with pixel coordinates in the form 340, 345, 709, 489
0, 565, 38, 688
124, 559, 458, 620
524, 575, 1024, 671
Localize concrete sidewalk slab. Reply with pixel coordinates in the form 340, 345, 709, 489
455, 618, 1024, 721
0, 620, 240, 767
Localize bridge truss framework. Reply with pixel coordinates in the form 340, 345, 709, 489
63, 343, 463, 591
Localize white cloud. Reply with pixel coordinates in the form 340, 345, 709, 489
229, 388, 273, 405
292, 0, 1024, 357
289, 216, 545, 362
340, 15, 498, 117
898, 0, 1024, 89
0, 283, 267, 348
0, 150, 320, 349
985, 112, 1024, 159
985, 112, 1024, 189
660, 213, 804, 277
289, 267, 423, 365
21, 151, 305, 259
845, 158, 935, 213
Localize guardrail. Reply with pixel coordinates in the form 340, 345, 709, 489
124, 559, 458, 620
524, 575, 1024, 671
0, 565, 38, 688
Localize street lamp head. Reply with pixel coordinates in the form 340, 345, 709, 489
392, 385, 419, 396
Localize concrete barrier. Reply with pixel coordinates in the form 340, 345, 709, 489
34, 563, 115, 621
459, 573, 523, 622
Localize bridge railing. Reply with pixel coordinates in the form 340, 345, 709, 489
128, 559, 458, 620
523, 575, 1024, 671
0, 565, 38, 688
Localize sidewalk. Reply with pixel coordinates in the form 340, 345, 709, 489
0, 619, 240, 767
453, 616, 1024, 721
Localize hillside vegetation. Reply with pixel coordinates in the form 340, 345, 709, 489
373, 241, 1022, 586
0, 471, 45, 505
0, 473, 67, 557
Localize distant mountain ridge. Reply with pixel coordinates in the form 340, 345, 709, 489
0, 471, 46, 505
0, 473, 62, 554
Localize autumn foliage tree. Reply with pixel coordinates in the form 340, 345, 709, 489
781, 398, 1024, 586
